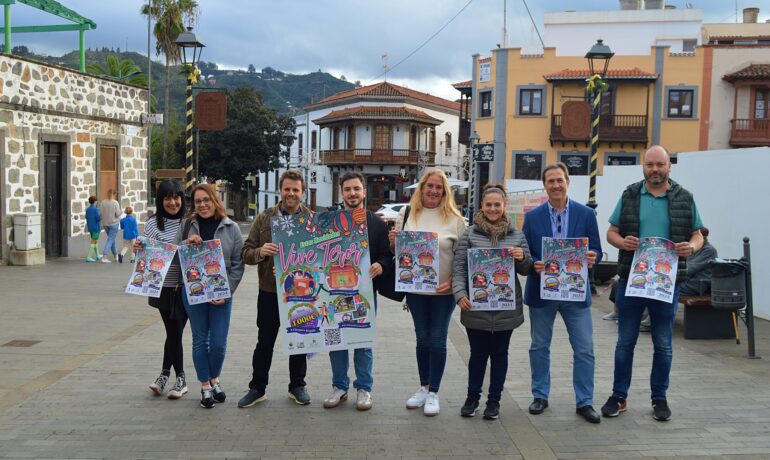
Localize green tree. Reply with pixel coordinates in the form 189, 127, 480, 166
141, 0, 199, 168
198, 86, 294, 192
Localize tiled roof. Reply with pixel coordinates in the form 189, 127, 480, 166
452, 80, 472, 89
311, 81, 460, 112
723, 64, 770, 82
544, 68, 658, 81
312, 106, 443, 125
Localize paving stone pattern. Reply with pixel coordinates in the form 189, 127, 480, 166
1, 259, 769, 459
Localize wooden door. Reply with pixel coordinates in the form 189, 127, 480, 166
44, 142, 64, 257
98, 145, 118, 200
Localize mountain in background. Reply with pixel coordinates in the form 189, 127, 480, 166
8, 46, 356, 117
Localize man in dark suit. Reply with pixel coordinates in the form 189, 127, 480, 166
522, 162, 602, 423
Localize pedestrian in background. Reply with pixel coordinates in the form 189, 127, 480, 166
85, 195, 101, 262
388, 168, 466, 416
182, 183, 244, 409
453, 183, 532, 419
119, 206, 139, 264
99, 189, 121, 263
135, 179, 189, 400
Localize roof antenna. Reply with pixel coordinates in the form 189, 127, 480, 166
502, 0, 508, 48
381, 53, 389, 82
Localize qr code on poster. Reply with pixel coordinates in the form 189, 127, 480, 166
324, 328, 342, 346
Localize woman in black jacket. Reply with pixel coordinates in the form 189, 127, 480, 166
452, 184, 533, 419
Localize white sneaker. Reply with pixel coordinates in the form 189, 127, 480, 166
323, 386, 348, 408
100, 257, 111, 264
424, 392, 440, 416
406, 386, 429, 409
356, 389, 373, 411
602, 311, 618, 321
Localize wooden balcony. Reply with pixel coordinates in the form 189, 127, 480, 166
730, 119, 770, 147
321, 148, 436, 166
550, 114, 648, 146
458, 119, 471, 145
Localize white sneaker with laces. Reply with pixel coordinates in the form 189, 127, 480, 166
323, 386, 348, 408
406, 386, 429, 409
423, 392, 440, 416
356, 389, 373, 411
100, 257, 111, 264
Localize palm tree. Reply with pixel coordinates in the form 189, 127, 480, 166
87, 55, 158, 112
87, 55, 148, 86
141, 0, 199, 168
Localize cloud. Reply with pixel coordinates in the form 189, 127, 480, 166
7, 0, 744, 98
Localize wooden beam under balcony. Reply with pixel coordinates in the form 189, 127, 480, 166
730, 119, 770, 147
550, 114, 648, 146
321, 148, 437, 166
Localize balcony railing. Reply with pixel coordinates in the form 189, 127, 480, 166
321, 148, 436, 166
550, 114, 648, 145
730, 119, 770, 147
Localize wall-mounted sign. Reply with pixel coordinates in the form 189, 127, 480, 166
479, 62, 491, 83
472, 143, 495, 162
141, 113, 164, 125
195, 92, 227, 131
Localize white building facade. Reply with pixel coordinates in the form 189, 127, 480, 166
256, 82, 463, 212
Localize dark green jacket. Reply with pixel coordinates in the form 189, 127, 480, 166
617, 179, 694, 281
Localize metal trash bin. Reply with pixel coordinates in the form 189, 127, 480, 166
710, 258, 749, 310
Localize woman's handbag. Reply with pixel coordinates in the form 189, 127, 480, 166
375, 206, 411, 302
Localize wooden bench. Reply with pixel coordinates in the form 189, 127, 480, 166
680, 294, 740, 341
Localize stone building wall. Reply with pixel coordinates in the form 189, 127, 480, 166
0, 54, 148, 259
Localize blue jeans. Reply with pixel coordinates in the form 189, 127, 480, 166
466, 327, 513, 401
529, 302, 595, 407
328, 296, 376, 392
329, 348, 373, 392
406, 293, 456, 393
182, 295, 233, 383
103, 224, 119, 256
612, 279, 679, 400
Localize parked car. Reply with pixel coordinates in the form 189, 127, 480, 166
375, 203, 410, 226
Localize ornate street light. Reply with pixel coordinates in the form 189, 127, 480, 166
175, 27, 205, 190
467, 130, 481, 218
584, 39, 613, 210
282, 128, 296, 167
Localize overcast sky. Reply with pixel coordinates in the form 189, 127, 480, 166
8, 0, 756, 99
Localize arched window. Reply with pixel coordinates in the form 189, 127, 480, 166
445, 132, 452, 153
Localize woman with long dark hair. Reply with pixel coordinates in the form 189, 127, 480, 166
136, 179, 189, 399
181, 183, 244, 408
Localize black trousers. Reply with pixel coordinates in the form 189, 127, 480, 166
249, 290, 307, 391
156, 286, 188, 375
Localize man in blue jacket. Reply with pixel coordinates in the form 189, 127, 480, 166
522, 162, 602, 423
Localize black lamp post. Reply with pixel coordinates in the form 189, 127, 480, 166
584, 39, 613, 210
467, 130, 481, 218
282, 128, 296, 167
175, 27, 205, 191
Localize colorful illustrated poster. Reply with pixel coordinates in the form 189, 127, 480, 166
271, 210, 376, 355
395, 231, 440, 293
540, 237, 590, 302
124, 237, 177, 298
467, 248, 517, 311
177, 239, 231, 305
625, 237, 679, 303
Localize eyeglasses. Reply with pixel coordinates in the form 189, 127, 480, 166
194, 197, 212, 206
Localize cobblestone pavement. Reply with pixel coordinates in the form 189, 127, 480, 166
1, 258, 769, 459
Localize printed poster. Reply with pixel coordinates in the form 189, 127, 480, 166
271, 210, 377, 355
395, 231, 439, 293
467, 248, 517, 311
540, 237, 590, 302
177, 239, 231, 305
625, 237, 679, 303
124, 237, 177, 298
